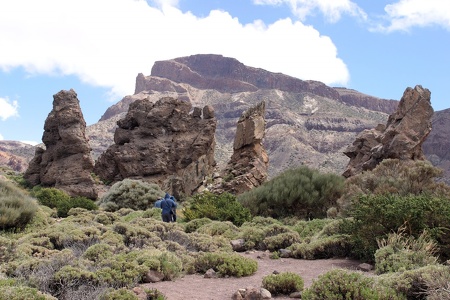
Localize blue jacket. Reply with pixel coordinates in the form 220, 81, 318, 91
154, 199, 162, 208
161, 194, 176, 214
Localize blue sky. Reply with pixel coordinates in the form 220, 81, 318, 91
0, 0, 449, 145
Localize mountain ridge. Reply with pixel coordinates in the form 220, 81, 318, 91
2, 54, 449, 184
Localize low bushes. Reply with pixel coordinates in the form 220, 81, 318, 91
194, 252, 257, 277
374, 229, 438, 274
0, 180, 38, 231
31, 187, 98, 218
0, 278, 56, 300
302, 269, 405, 300
377, 264, 450, 300
262, 272, 304, 295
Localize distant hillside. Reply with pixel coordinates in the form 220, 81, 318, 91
3, 54, 449, 183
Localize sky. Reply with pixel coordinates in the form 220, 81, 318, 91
0, 0, 449, 145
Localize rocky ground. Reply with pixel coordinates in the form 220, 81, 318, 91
138, 251, 369, 300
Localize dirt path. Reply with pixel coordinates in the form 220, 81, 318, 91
140, 251, 367, 300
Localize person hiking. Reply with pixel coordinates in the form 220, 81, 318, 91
154, 198, 163, 208
170, 195, 177, 222
160, 193, 177, 223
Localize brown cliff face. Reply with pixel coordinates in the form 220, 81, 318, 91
422, 108, 450, 184
23, 89, 97, 199
343, 85, 433, 177
148, 54, 340, 99
94, 97, 216, 197
217, 101, 269, 194
335, 88, 399, 114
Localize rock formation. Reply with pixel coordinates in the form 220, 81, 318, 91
23, 89, 97, 199
93, 97, 216, 197
217, 101, 269, 194
9, 55, 450, 183
343, 85, 433, 177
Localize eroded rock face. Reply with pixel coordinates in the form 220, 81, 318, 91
218, 101, 269, 194
94, 97, 216, 197
343, 85, 433, 177
23, 89, 97, 199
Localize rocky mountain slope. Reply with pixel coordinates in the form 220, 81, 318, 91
2, 54, 449, 183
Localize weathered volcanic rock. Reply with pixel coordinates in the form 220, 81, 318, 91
94, 97, 216, 197
218, 101, 269, 194
23, 89, 97, 199
343, 85, 433, 177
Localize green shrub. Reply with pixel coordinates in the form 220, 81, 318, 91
184, 218, 212, 233
100, 288, 139, 300
237, 226, 265, 250
182, 192, 251, 226
0, 180, 38, 231
83, 243, 114, 262
95, 253, 148, 287
377, 264, 450, 300
262, 231, 301, 251
98, 179, 165, 212
187, 232, 233, 252
293, 218, 334, 238
194, 252, 257, 277
31, 187, 97, 218
0, 280, 57, 300
238, 166, 345, 219
262, 272, 304, 295
195, 221, 239, 239
144, 289, 167, 300
31, 187, 70, 209
375, 228, 438, 274
343, 159, 450, 201
343, 193, 450, 261
302, 269, 405, 300
288, 235, 352, 259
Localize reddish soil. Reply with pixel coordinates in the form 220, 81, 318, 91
139, 251, 367, 300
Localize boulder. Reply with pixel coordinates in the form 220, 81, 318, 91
23, 89, 97, 199
94, 97, 216, 197
343, 85, 433, 177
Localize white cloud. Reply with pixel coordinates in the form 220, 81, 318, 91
253, 0, 367, 23
380, 0, 450, 32
0, 0, 349, 100
0, 133, 3, 140
0, 97, 19, 121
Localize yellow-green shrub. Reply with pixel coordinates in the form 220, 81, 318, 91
262, 272, 304, 295
0, 180, 37, 231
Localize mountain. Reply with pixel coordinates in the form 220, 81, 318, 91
2, 54, 449, 183
91, 54, 395, 178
